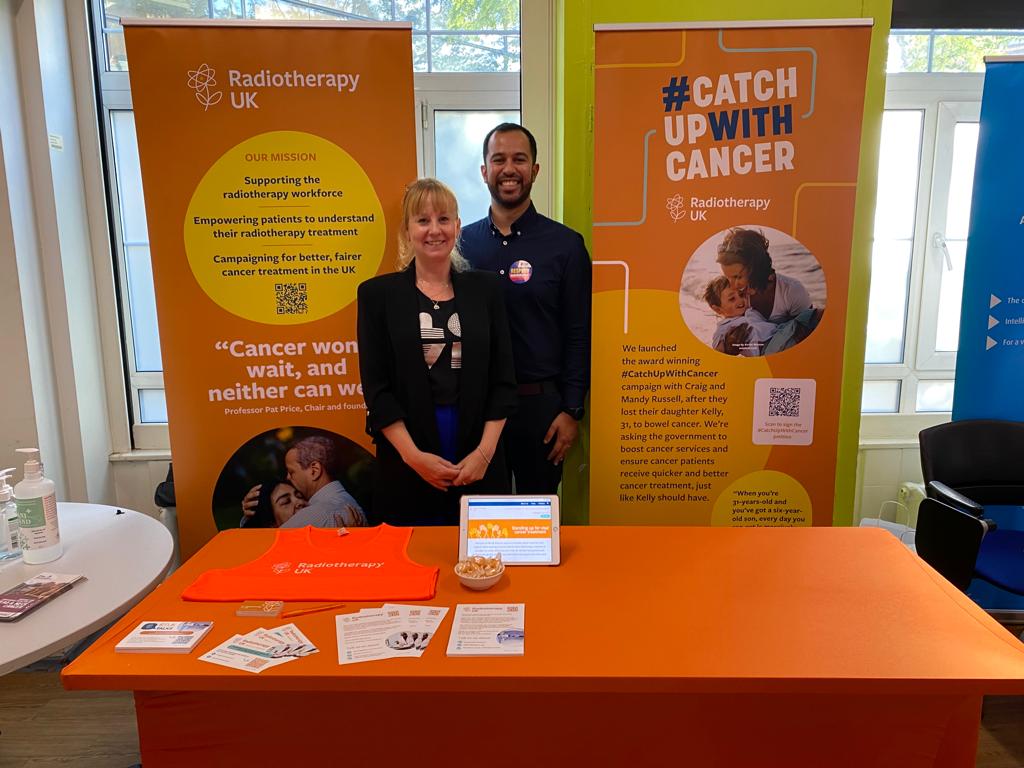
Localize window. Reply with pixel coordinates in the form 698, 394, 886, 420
98, 1, 520, 73
862, 30, 1024, 415
89, 0, 520, 447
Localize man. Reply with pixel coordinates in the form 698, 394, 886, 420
460, 123, 591, 494
281, 435, 367, 528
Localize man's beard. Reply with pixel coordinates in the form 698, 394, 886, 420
489, 173, 533, 209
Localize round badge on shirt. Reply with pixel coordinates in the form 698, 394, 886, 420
508, 260, 532, 284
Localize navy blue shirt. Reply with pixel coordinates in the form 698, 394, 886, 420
460, 203, 591, 410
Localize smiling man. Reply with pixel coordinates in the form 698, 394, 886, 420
460, 123, 592, 494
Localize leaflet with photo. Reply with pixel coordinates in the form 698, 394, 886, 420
336, 604, 448, 665
446, 603, 525, 657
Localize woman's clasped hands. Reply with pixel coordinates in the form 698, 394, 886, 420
406, 447, 491, 490
406, 450, 459, 490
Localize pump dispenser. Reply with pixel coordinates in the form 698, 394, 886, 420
0, 468, 19, 560
14, 448, 61, 564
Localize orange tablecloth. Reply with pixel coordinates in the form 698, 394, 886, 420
63, 526, 1024, 767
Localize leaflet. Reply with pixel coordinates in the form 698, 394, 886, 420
200, 634, 294, 673
382, 603, 448, 641
0, 573, 85, 622
446, 603, 525, 657
199, 624, 319, 673
336, 610, 401, 665
336, 604, 448, 665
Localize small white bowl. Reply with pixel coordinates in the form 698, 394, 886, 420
455, 563, 505, 591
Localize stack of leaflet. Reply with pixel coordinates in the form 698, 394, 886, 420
115, 621, 213, 653
336, 604, 449, 665
199, 623, 318, 673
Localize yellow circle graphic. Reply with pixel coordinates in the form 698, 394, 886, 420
184, 131, 385, 324
711, 470, 812, 527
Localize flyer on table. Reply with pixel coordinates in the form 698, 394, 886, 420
591, 22, 872, 526
122, 22, 417, 557
446, 603, 525, 657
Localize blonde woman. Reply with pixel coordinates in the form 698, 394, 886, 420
357, 179, 516, 525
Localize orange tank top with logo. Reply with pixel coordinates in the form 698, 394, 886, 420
181, 525, 439, 602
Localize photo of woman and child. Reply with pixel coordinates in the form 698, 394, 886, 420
679, 226, 826, 356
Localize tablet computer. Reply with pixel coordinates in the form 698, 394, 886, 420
458, 495, 560, 566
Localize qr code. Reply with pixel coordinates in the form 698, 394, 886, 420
768, 386, 801, 417
275, 283, 308, 315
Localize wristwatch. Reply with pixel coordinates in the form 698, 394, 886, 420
562, 406, 585, 421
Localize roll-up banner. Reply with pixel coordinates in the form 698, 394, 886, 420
952, 57, 1024, 423
122, 21, 415, 557
591, 21, 872, 526
949, 57, 1024, 615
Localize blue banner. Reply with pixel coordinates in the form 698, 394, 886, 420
952, 59, 1024, 421
951, 58, 1024, 615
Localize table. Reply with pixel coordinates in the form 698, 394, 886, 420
62, 526, 1024, 767
0, 503, 173, 675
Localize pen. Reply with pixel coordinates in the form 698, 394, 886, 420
280, 602, 347, 619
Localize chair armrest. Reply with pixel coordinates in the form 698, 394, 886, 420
927, 481, 984, 516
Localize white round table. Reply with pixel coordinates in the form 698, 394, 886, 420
0, 503, 173, 675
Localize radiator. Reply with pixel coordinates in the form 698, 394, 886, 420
898, 481, 926, 527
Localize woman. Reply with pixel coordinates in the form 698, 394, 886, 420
714, 227, 821, 354
239, 479, 307, 528
357, 178, 517, 525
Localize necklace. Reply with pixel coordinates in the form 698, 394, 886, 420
416, 278, 450, 310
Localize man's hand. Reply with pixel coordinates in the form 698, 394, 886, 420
544, 412, 579, 465
406, 450, 460, 491
333, 503, 367, 528
241, 484, 262, 518
453, 448, 490, 487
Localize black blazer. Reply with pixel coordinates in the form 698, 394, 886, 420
357, 265, 517, 521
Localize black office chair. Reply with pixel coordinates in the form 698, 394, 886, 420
918, 420, 1024, 599
915, 497, 994, 592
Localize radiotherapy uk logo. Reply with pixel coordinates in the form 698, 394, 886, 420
187, 63, 222, 110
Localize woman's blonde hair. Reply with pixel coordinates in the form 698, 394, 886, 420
396, 178, 470, 272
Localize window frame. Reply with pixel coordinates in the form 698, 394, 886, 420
415, 72, 520, 178
863, 72, 984, 420
913, 99, 979, 372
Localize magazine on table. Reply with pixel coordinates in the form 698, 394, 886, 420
0, 573, 85, 622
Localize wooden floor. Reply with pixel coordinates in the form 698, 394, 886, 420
0, 672, 139, 768
0, 671, 1021, 767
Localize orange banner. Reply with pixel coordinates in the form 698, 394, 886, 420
123, 22, 416, 557
591, 22, 872, 526
466, 520, 552, 539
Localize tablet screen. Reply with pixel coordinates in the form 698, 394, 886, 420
462, 496, 558, 565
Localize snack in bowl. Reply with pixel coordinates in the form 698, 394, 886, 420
455, 554, 505, 590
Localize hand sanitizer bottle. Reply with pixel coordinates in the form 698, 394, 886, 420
14, 448, 62, 564
0, 468, 20, 560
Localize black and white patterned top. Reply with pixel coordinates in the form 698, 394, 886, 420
418, 291, 461, 405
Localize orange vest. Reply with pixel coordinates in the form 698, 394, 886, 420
181, 525, 439, 602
